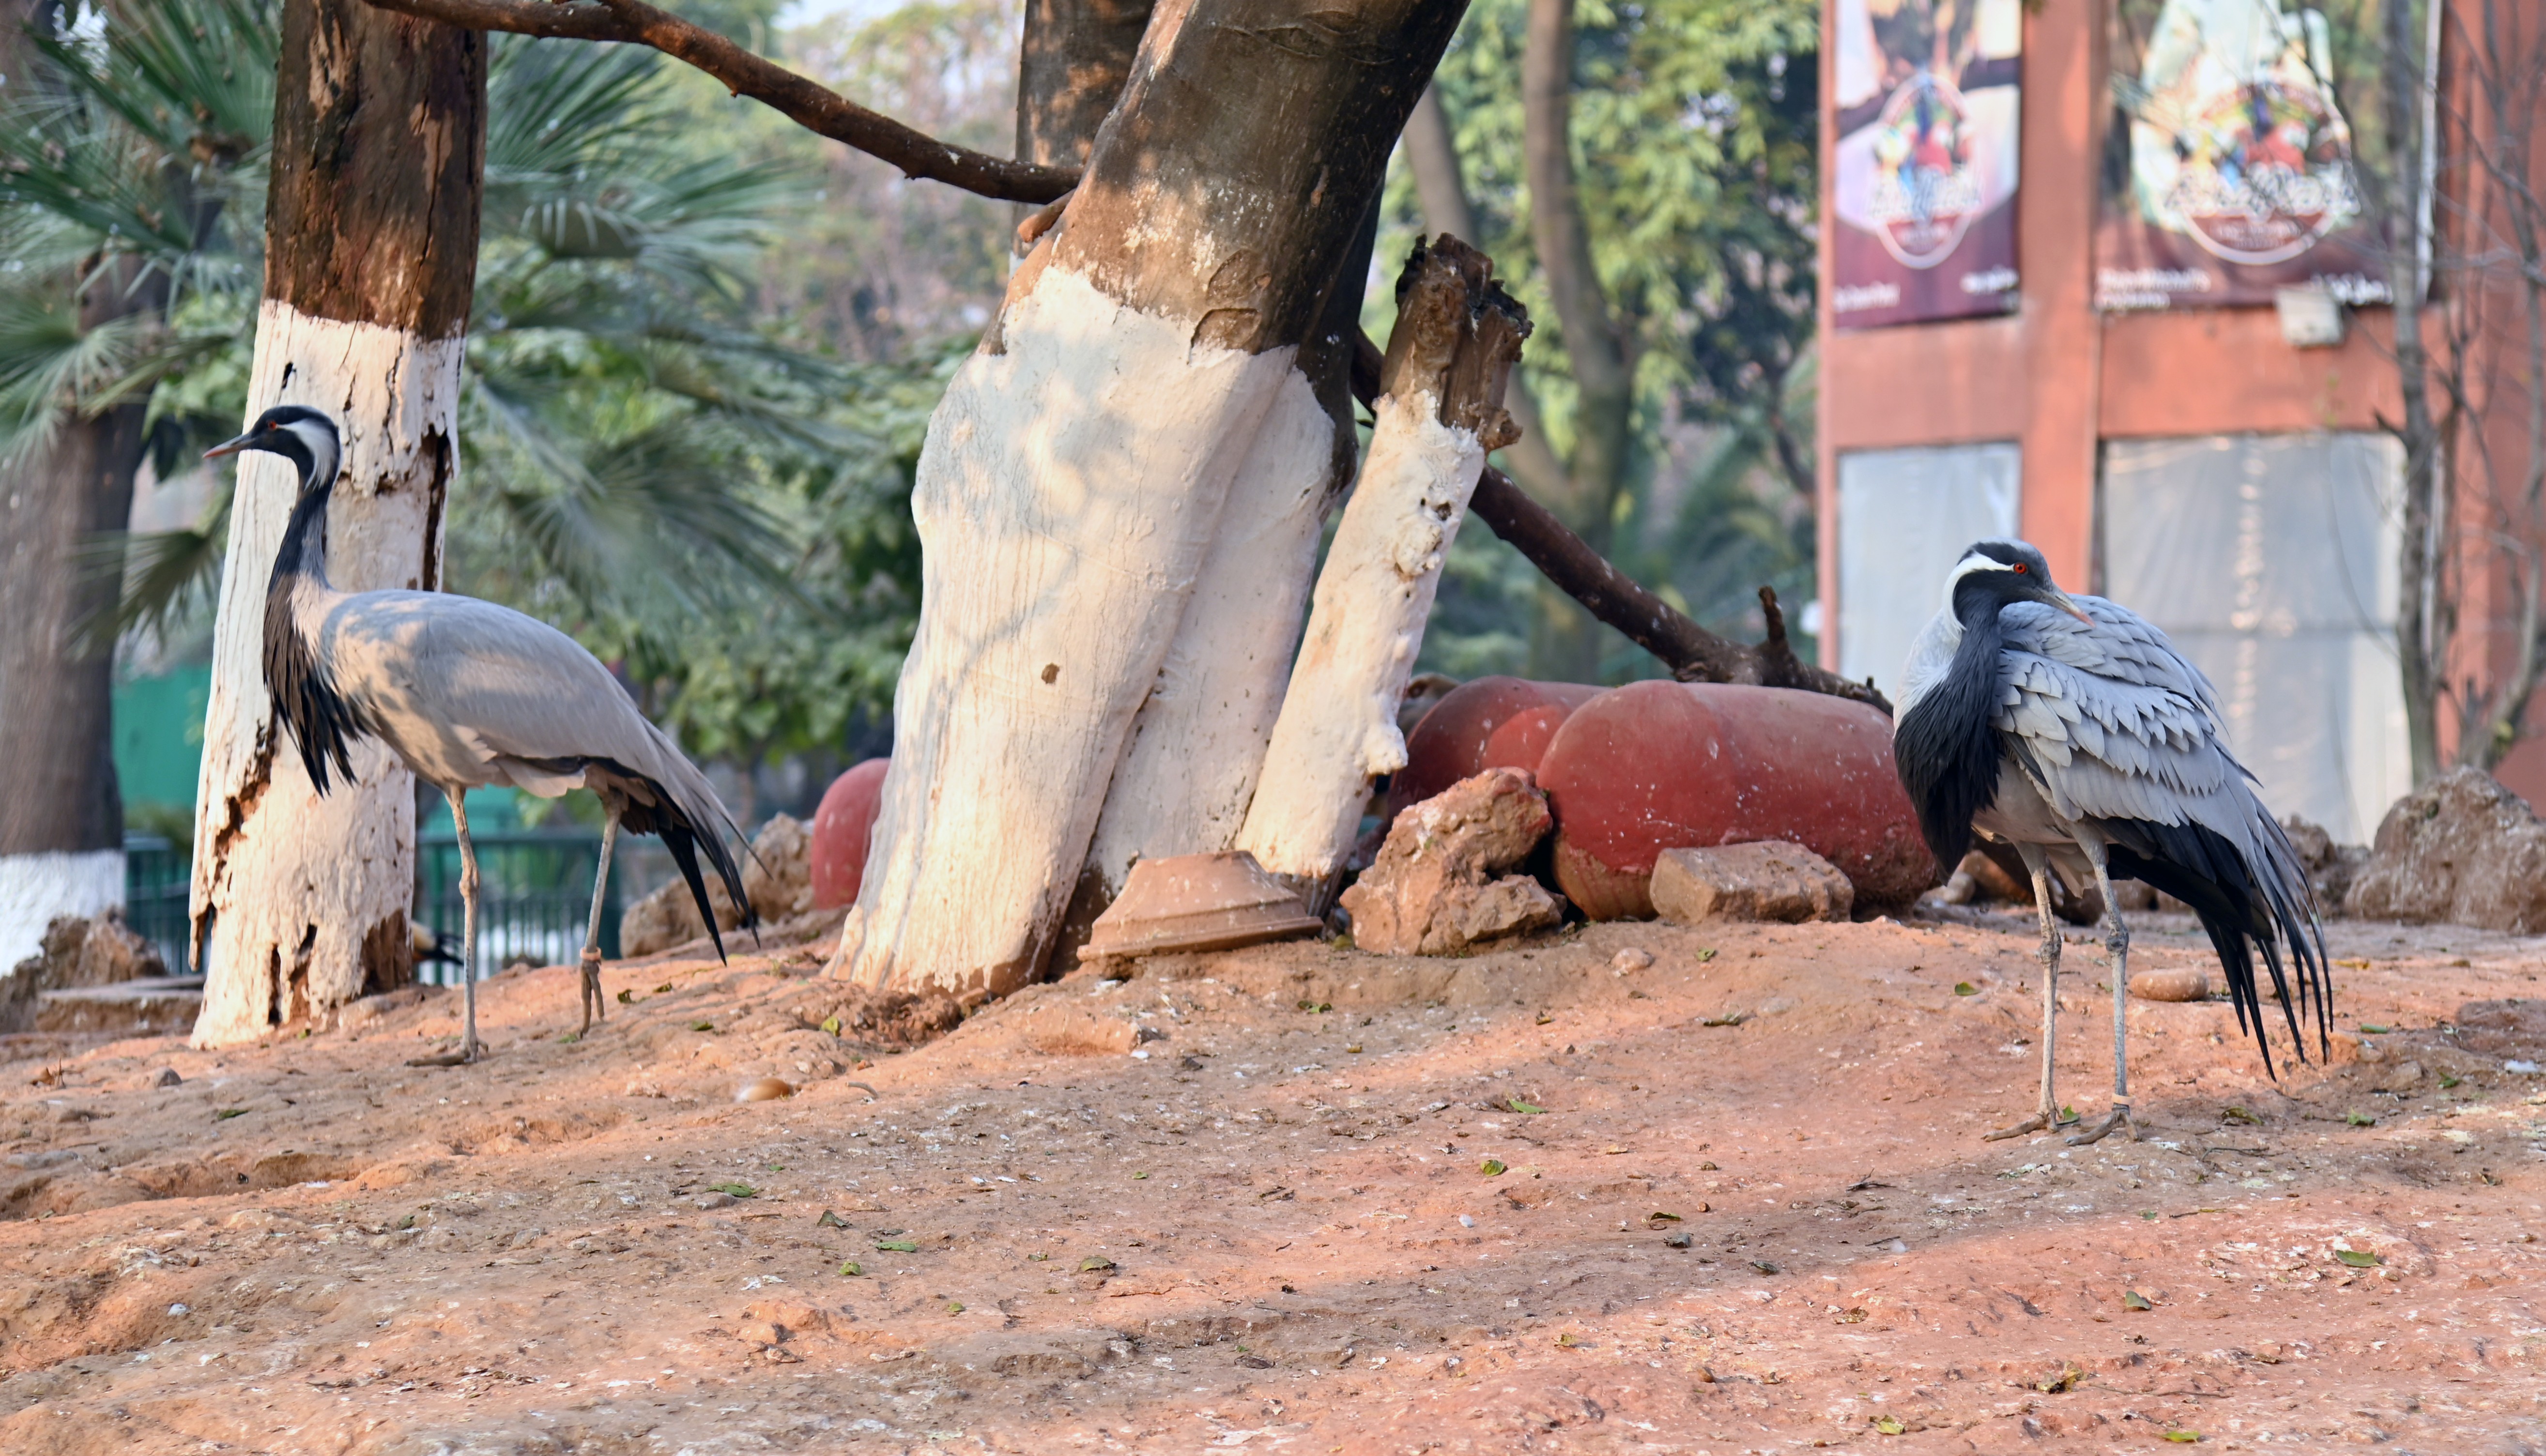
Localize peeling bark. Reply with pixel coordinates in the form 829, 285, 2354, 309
191, 0, 483, 1042
1239, 237, 1528, 886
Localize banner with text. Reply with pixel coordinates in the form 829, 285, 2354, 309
2097, 0, 2390, 311
1830, 0, 2024, 329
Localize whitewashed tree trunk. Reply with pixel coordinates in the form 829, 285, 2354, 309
1076, 368, 1336, 903
190, 304, 463, 1041
188, 0, 484, 1042
828, 263, 1297, 996
1239, 238, 1528, 884
828, 0, 1462, 996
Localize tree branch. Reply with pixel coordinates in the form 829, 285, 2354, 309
1350, 327, 1889, 715
360, 0, 1079, 203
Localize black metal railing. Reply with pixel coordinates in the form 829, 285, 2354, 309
120, 831, 620, 985
123, 835, 194, 972
414, 831, 622, 985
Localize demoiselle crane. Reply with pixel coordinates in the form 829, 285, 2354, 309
1892, 540, 2327, 1144
206, 406, 753, 1062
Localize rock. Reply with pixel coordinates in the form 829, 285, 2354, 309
1338, 767, 1564, 955
622, 815, 814, 956
1650, 842, 1853, 925
3, 912, 174, 1033
1610, 948, 1653, 973
2281, 815, 2370, 911
2345, 768, 2546, 931
1387, 677, 1599, 817
154, 1068, 182, 1088
810, 758, 891, 910
2454, 999, 2546, 1058
741, 813, 813, 923
1536, 682, 1934, 919
735, 1076, 795, 1102
618, 872, 741, 958
2129, 967, 2210, 1002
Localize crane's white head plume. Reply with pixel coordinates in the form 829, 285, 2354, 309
206, 405, 341, 495
1943, 539, 2092, 625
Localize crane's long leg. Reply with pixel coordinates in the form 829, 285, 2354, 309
577, 813, 619, 1038
452, 789, 483, 1064
1984, 843, 2065, 1141
2068, 844, 2138, 1145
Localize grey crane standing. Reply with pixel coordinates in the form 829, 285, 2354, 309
207, 406, 753, 1063
1892, 540, 2327, 1145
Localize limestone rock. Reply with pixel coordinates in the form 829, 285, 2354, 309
2280, 815, 2370, 912
1651, 842, 1853, 925
619, 867, 742, 958
2345, 768, 2546, 932
742, 813, 813, 923
1339, 767, 1563, 955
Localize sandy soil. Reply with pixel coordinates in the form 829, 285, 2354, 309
1, 906, 2541, 1455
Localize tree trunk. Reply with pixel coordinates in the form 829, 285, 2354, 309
190, 0, 484, 1042
0, 257, 155, 970
2381, 0, 2444, 785
829, 0, 1463, 998
1014, 0, 1152, 169
1401, 83, 1570, 503
1238, 237, 1527, 887
1521, 0, 1636, 682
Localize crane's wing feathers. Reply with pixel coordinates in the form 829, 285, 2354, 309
317, 591, 754, 952
1991, 594, 2328, 1066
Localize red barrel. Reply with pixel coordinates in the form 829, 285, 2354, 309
1389, 676, 1603, 817
809, 758, 891, 909
1535, 681, 1936, 919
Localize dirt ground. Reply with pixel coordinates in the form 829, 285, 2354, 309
2, 905, 2542, 1455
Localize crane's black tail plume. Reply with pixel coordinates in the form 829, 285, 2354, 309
556, 756, 755, 963
2109, 818, 2329, 1077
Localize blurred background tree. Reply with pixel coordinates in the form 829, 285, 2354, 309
1378, 0, 1821, 684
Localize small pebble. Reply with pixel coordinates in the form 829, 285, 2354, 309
736, 1076, 794, 1103
1611, 949, 1654, 973
154, 1069, 182, 1088
692, 1191, 737, 1210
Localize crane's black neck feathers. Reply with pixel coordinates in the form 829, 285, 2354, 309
1894, 575, 2013, 871
263, 449, 369, 796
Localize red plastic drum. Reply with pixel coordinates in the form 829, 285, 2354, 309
1534, 681, 1936, 919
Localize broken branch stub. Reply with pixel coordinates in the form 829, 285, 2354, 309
1239, 237, 1530, 889
1345, 332, 1891, 716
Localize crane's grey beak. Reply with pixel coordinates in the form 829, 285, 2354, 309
2042, 588, 2093, 626
203, 431, 257, 460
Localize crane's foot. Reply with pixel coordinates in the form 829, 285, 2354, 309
578, 949, 605, 1038
1983, 1112, 2051, 1142
2066, 1104, 2139, 1146
406, 1038, 481, 1068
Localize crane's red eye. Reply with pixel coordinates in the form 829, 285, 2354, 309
2012, 564, 2028, 574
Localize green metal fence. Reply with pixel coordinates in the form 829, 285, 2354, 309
120, 831, 620, 985
123, 836, 193, 972
414, 831, 622, 985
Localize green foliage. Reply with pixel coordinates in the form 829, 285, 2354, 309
1386, 0, 1822, 678
1, 0, 936, 791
